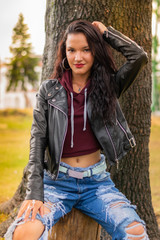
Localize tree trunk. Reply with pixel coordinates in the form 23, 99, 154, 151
48, 208, 101, 240
1, 0, 160, 239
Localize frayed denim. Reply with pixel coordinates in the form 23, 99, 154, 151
5, 155, 149, 240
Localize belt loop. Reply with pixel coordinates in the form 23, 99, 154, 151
90, 168, 93, 177
66, 167, 69, 176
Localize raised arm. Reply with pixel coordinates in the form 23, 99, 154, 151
92, 21, 148, 98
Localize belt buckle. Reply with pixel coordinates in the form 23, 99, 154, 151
68, 169, 84, 179
129, 137, 136, 148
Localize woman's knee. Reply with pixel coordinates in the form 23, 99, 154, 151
13, 220, 44, 240
125, 221, 148, 240
12, 202, 52, 240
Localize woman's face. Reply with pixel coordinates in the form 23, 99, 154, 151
65, 33, 94, 80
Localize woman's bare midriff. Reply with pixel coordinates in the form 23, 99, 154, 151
61, 149, 101, 168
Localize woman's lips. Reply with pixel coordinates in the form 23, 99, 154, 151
74, 64, 84, 68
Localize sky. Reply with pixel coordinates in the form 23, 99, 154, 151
0, 0, 46, 61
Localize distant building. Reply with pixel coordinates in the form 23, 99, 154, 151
0, 56, 42, 109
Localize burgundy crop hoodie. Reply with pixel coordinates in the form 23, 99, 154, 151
59, 70, 100, 157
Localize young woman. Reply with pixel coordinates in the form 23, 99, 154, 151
5, 20, 149, 240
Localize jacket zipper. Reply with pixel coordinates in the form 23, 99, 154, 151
105, 125, 119, 169
116, 119, 136, 148
108, 29, 132, 45
49, 102, 68, 179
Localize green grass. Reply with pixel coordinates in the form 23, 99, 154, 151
149, 116, 160, 221
0, 109, 32, 203
0, 110, 159, 227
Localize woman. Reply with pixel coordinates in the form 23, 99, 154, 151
5, 20, 149, 240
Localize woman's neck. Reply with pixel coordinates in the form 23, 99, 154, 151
72, 74, 89, 93
72, 73, 89, 86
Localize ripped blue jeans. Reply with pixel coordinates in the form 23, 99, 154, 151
5, 154, 149, 240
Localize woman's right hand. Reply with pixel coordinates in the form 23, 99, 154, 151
92, 21, 107, 35
17, 199, 44, 222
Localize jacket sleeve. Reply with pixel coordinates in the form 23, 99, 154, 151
25, 82, 48, 202
103, 26, 148, 98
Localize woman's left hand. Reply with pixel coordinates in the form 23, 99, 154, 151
92, 21, 107, 34
17, 199, 44, 222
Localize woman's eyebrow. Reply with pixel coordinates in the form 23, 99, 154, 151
83, 46, 90, 49
67, 45, 89, 49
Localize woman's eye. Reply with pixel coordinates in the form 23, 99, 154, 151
84, 49, 90, 52
68, 49, 74, 52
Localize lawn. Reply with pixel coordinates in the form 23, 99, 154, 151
0, 109, 159, 227
0, 109, 32, 203
149, 115, 160, 224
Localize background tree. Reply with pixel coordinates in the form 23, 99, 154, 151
0, 0, 160, 239
6, 13, 39, 106
152, 0, 160, 111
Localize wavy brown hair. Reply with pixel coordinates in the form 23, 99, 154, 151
52, 20, 117, 123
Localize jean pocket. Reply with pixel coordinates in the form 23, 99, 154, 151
91, 171, 109, 182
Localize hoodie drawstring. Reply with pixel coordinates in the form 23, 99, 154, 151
83, 88, 87, 131
70, 92, 74, 148
70, 88, 87, 148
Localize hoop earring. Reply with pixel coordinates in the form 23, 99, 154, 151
62, 57, 70, 71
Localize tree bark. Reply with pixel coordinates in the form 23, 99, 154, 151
48, 208, 101, 240
1, 0, 160, 239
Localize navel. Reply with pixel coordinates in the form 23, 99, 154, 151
76, 158, 80, 163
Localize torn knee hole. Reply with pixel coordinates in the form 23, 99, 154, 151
126, 221, 145, 239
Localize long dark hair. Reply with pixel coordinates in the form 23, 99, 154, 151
52, 20, 117, 123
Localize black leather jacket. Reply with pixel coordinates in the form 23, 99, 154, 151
26, 26, 148, 202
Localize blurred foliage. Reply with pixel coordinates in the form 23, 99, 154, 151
152, 0, 160, 111
6, 13, 39, 91
152, 36, 158, 55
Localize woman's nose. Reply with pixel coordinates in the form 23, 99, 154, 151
75, 51, 82, 61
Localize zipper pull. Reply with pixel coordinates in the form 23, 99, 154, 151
103, 30, 108, 39
105, 29, 108, 38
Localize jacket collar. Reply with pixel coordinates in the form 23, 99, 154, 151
45, 80, 68, 115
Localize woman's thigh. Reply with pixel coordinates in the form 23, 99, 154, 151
75, 172, 147, 239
